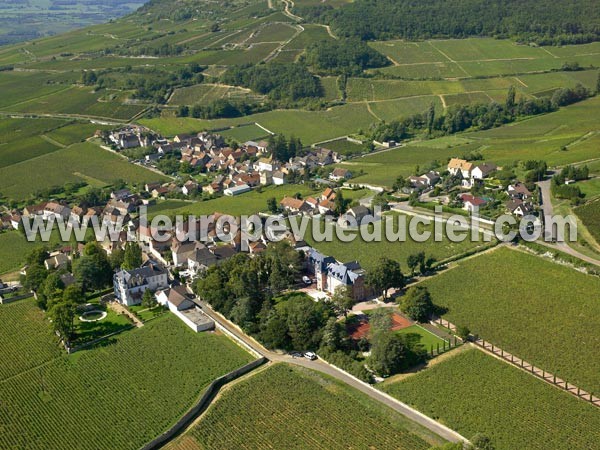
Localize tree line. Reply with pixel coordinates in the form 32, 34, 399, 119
296, 0, 600, 44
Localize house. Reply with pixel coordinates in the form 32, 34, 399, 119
257, 157, 277, 172
272, 171, 286, 185
113, 262, 169, 306
44, 253, 69, 271
506, 199, 534, 217
280, 197, 309, 214
447, 158, 473, 178
321, 188, 336, 202
42, 202, 71, 221
471, 163, 497, 183
344, 205, 371, 223
259, 171, 273, 186
224, 184, 251, 196
187, 246, 219, 273
111, 189, 132, 201
507, 182, 532, 200
459, 194, 487, 213
329, 168, 352, 181
325, 261, 367, 301
313, 147, 339, 166
419, 171, 440, 186
182, 180, 200, 196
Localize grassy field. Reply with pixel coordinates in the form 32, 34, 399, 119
0, 229, 66, 275
0, 141, 167, 200
574, 198, 600, 244
420, 246, 600, 393
219, 123, 270, 142
382, 348, 600, 450
153, 184, 319, 218
0, 299, 252, 450
397, 325, 448, 351
303, 212, 489, 271
165, 363, 445, 450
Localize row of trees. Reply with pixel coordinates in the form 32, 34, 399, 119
371, 84, 592, 143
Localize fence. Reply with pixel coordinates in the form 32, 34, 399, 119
432, 318, 599, 407
141, 357, 267, 450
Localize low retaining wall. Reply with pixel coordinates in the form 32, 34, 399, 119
0, 292, 33, 304
142, 357, 267, 450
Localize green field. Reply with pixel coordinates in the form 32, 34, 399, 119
166, 363, 445, 450
0, 299, 252, 450
0, 141, 167, 201
382, 348, 600, 450
219, 123, 270, 142
397, 325, 448, 351
420, 246, 600, 393
304, 212, 489, 271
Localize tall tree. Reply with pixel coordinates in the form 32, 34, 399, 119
366, 257, 404, 300
368, 331, 408, 377
331, 285, 355, 317
399, 286, 434, 322
505, 85, 516, 112
426, 101, 436, 135
122, 242, 143, 270
48, 300, 76, 343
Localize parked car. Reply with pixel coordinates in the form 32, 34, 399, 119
304, 352, 317, 360
302, 276, 312, 285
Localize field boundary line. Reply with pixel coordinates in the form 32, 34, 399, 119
433, 318, 600, 408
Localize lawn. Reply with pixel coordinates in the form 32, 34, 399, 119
165, 363, 445, 450
72, 302, 133, 346
420, 246, 600, 393
381, 348, 600, 450
0, 142, 167, 201
0, 299, 253, 450
397, 325, 448, 353
303, 212, 489, 271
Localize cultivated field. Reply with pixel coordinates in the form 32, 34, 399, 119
168, 83, 264, 106
382, 348, 600, 450
0, 142, 167, 201
165, 363, 445, 450
420, 246, 600, 393
371, 38, 600, 79
0, 300, 252, 450
0, 229, 65, 275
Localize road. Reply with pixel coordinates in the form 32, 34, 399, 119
197, 299, 468, 444
537, 178, 600, 266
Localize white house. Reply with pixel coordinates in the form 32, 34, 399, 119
272, 171, 286, 185
113, 262, 169, 306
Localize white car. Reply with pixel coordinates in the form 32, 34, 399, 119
304, 352, 317, 360
302, 276, 312, 285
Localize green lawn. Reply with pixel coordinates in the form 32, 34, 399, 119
0, 299, 252, 450
420, 246, 600, 393
382, 348, 600, 450
166, 363, 445, 449
72, 302, 133, 345
397, 325, 447, 352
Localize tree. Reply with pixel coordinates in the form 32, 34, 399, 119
27, 247, 49, 266
48, 300, 76, 342
331, 285, 355, 317
321, 316, 345, 351
333, 189, 347, 215
471, 434, 495, 450
426, 101, 436, 134
399, 286, 434, 323
41, 272, 64, 307
267, 197, 278, 214
62, 284, 84, 305
368, 331, 408, 377
142, 289, 156, 309
109, 247, 125, 270
369, 308, 392, 334
122, 242, 142, 270
456, 325, 471, 341
367, 257, 404, 300
73, 250, 112, 292
406, 253, 420, 276
505, 85, 516, 113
